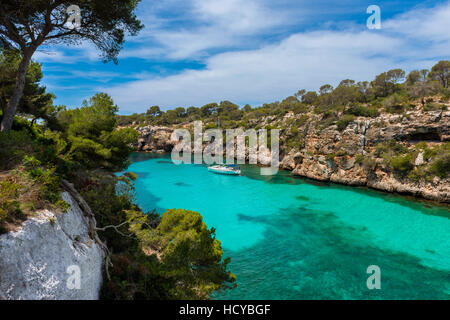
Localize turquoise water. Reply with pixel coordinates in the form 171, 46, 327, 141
124, 153, 450, 299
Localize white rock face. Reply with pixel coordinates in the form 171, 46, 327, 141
415, 151, 425, 166
0, 192, 104, 300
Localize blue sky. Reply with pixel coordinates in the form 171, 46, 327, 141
35, 0, 450, 114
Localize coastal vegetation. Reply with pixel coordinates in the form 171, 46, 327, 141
0, 48, 236, 299
0, 0, 237, 298
0, 0, 448, 302
121, 61, 449, 184
118, 61, 449, 129
373, 140, 450, 179
0, 0, 143, 132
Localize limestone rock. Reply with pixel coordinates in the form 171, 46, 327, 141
415, 151, 424, 166
0, 192, 104, 300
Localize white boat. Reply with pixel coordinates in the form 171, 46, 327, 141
208, 165, 241, 175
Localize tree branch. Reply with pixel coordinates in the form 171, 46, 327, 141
96, 221, 134, 238
61, 179, 113, 280
0, 7, 26, 49
17, 7, 35, 42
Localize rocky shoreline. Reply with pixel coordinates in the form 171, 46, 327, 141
130, 109, 450, 203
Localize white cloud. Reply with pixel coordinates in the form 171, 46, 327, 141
192, 0, 288, 33
384, 1, 450, 42
34, 0, 296, 62
34, 42, 102, 64
120, 0, 296, 60
104, 31, 397, 111
105, 1, 450, 112
34, 49, 73, 64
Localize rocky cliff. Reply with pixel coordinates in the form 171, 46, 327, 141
0, 192, 104, 300
279, 110, 449, 202
133, 109, 450, 203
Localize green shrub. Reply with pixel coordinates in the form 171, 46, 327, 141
83, 173, 236, 300
292, 103, 309, 114
285, 123, 305, 150
423, 103, 447, 112
290, 125, 299, 135
58, 93, 138, 171
285, 136, 305, 150
364, 157, 377, 171
414, 142, 428, 151
441, 88, 450, 101
356, 155, 377, 171
372, 121, 386, 128
389, 154, 414, 175
293, 115, 309, 128
0, 130, 37, 170
336, 150, 347, 157
375, 141, 409, 158
407, 168, 429, 182
0, 180, 25, 233
355, 154, 364, 164
318, 117, 336, 130
346, 104, 380, 117
146, 209, 236, 298
22, 155, 62, 204
23, 155, 44, 178
422, 142, 449, 162
383, 93, 407, 113
336, 115, 355, 131
429, 153, 450, 178
38, 170, 62, 204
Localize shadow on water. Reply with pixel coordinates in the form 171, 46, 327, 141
296, 195, 310, 202
241, 165, 306, 186
350, 187, 450, 219
175, 182, 191, 187
125, 154, 449, 299
132, 176, 167, 214
131, 153, 449, 218
130, 152, 447, 213
132, 172, 149, 179
214, 206, 450, 300
157, 160, 175, 164
239, 163, 449, 219
130, 152, 170, 164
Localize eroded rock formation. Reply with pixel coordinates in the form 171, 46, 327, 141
133, 109, 450, 203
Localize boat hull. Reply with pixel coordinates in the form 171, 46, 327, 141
208, 167, 240, 175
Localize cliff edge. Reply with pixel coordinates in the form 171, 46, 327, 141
0, 192, 104, 300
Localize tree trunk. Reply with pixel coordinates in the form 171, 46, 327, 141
0, 50, 33, 132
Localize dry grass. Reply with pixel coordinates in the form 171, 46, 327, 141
0, 168, 63, 234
